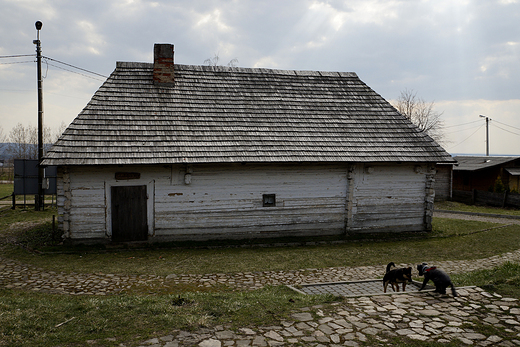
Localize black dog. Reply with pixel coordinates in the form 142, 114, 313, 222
383, 262, 412, 293
417, 263, 457, 296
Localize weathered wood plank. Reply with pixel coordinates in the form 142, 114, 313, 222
63, 163, 349, 240
153, 221, 345, 239
348, 164, 427, 233
155, 198, 346, 211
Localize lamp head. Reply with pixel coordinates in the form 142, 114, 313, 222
35, 21, 43, 30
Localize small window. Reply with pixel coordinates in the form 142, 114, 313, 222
263, 194, 276, 207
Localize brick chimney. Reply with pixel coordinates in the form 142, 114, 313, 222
153, 43, 174, 86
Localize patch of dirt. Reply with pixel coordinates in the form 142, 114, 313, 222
434, 211, 520, 225
9, 221, 43, 232
0, 220, 47, 247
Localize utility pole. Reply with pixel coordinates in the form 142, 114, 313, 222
479, 115, 491, 156
34, 21, 44, 211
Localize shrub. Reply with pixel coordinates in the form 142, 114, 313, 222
494, 176, 505, 193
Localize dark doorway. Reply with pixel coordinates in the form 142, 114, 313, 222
111, 185, 148, 242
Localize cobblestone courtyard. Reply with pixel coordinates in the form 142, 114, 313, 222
2, 211, 520, 346
137, 287, 520, 347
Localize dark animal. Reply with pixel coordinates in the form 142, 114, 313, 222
417, 263, 457, 297
383, 262, 412, 293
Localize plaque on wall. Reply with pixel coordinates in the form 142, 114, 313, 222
115, 172, 141, 180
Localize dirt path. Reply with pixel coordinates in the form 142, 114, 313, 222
434, 210, 520, 225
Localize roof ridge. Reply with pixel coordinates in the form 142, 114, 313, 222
115, 61, 358, 78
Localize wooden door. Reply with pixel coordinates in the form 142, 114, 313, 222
111, 185, 148, 242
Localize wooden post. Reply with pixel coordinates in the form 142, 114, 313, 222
34, 21, 45, 211
424, 165, 436, 232
344, 164, 355, 235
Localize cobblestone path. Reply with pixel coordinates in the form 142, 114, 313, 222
137, 287, 520, 347
2, 250, 520, 295
2, 211, 520, 345
3, 211, 518, 295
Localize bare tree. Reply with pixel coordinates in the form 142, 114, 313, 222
53, 121, 68, 143
204, 53, 239, 67
7, 123, 53, 160
0, 125, 6, 143
0, 126, 10, 180
394, 89, 445, 144
7, 123, 34, 159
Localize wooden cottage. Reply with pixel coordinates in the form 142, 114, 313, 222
453, 156, 520, 192
42, 44, 454, 243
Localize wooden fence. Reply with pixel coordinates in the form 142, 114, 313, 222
452, 189, 520, 209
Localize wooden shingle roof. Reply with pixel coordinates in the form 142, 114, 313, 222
42, 62, 454, 166
453, 156, 520, 171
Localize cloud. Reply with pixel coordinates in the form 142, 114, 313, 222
439, 99, 520, 155
196, 9, 232, 32
1, 0, 520, 154
74, 20, 106, 56
479, 41, 520, 78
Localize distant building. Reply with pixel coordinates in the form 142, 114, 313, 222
453, 156, 520, 192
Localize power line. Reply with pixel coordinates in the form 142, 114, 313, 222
45, 61, 106, 82
0, 88, 33, 92
491, 123, 520, 137
445, 123, 483, 135
447, 124, 484, 150
444, 120, 481, 129
43, 56, 109, 78
0, 60, 34, 65
1, 53, 108, 79
493, 119, 520, 132
0, 54, 35, 59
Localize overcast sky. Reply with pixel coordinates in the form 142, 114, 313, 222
1, 0, 519, 156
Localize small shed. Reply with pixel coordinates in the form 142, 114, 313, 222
453, 156, 520, 192
42, 44, 454, 243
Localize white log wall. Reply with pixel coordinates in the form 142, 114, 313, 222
155, 164, 347, 240
434, 165, 453, 201
59, 163, 347, 241
347, 164, 428, 233
57, 162, 433, 242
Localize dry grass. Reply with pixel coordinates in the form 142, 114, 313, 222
3, 214, 518, 277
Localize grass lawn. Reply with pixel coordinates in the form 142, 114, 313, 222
0, 285, 333, 347
3, 216, 518, 277
0, 183, 56, 204
2, 263, 520, 347
436, 200, 520, 217
0, 183, 13, 198
453, 261, 520, 298
0, 207, 58, 244
2, 203, 520, 346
